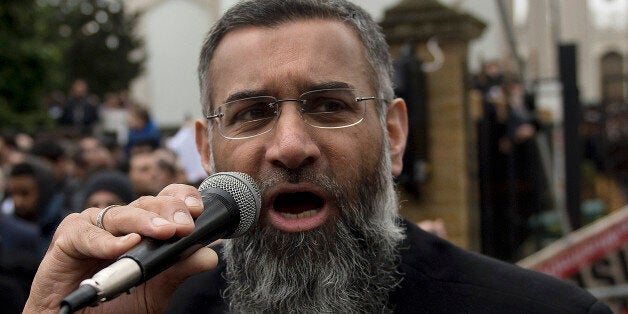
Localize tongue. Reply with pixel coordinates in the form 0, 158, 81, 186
275, 192, 323, 214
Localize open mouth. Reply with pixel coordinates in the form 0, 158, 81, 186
273, 192, 325, 219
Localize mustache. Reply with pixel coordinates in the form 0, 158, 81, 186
256, 166, 341, 201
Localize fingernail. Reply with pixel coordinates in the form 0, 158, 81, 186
119, 233, 134, 242
185, 196, 202, 207
152, 217, 170, 226
119, 233, 138, 243
174, 211, 193, 224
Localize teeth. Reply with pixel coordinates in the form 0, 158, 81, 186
279, 209, 318, 219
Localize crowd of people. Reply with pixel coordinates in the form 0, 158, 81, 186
0, 79, 204, 312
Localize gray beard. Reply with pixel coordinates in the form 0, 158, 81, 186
221, 149, 405, 313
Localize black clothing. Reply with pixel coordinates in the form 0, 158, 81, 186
59, 96, 99, 136
168, 219, 610, 313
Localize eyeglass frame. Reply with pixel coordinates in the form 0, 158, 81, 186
206, 88, 384, 140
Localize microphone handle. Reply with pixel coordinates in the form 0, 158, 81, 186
67, 188, 240, 307
122, 187, 239, 282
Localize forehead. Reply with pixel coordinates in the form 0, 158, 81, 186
208, 19, 371, 103
8, 175, 37, 190
130, 153, 154, 165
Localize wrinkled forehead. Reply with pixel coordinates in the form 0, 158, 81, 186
207, 19, 372, 106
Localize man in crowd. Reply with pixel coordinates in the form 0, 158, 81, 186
25, 0, 610, 313
59, 79, 99, 136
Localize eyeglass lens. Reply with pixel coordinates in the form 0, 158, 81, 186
215, 88, 368, 139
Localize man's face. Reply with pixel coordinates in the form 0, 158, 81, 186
128, 152, 159, 196
7, 175, 39, 220
197, 19, 405, 233
80, 137, 113, 171
195, 18, 408, 312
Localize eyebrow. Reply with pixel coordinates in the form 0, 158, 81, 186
222, 81, 356, 104
308, 81, 354, 91
224, 90, 270, 104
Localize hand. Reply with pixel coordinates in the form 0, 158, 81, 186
24, 184, 219, 313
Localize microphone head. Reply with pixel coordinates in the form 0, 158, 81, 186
198, 172, 261, 237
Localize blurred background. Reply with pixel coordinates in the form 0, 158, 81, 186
0, 0, 626, 312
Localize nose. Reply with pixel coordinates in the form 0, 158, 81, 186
265, 102, 321, 170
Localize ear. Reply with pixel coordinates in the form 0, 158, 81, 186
195, 119, 212, 174
386, 98, 408, 177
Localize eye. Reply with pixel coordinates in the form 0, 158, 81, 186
305, 97, 350, 114
225, 98, 276, 125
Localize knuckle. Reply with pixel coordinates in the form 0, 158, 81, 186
137, 195, 157, 203
130, 195, 156, 207
160, 196, 187, 211
48, 213, 92, 253
161, 183, 198, 195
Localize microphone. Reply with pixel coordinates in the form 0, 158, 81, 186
59, 172, 261, 313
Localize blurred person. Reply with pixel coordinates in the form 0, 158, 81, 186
2, 159, 64, 255
473, 62, 518, 261
71, 136, 116, 177
80, 170, 136, 209
79, 136, 115, 171
125, 104, 162, 156
127, 151, 161, 197
29, 138, 69, 189
14, 133, 34, 153
0, 132, 36, 216
29, 138, 77, 211
506, 81, 537, 144
473, 60, 504, 96
0, 215, 41, 314
26, 1, 609, 313
0, 131, 28, 175
0, 246, 38, 314
63, 136, 117, 213
503, 80, 549, 256
59, 79, 99, 136
99, 91, 129, 146
0, 158, 52, 313
154, 148, 188, 187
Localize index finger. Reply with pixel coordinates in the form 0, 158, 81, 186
158, 184, 204, 218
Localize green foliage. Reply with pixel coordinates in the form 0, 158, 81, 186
50, 0, 144, 97
0, 0, 64, 132
0, 0, 144, 133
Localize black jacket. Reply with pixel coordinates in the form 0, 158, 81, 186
167, 219, 610, 313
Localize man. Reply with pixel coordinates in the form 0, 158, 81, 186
127, 151, 162, 196
3, 159, 65, 257
25, 0, 610, 313
59, 79, 99, 136
80, 170, 136, 210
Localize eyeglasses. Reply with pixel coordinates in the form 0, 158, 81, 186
207, 88, 380, 140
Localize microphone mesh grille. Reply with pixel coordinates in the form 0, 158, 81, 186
198, 172, 261, 238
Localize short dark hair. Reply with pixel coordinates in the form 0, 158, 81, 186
30, 139, 66, 163
9, 158, 55, 213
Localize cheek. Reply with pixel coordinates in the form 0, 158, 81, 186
212, 140, 264, 173
322, 127, 382, 180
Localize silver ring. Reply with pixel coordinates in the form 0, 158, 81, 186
96, 205, 120, 230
